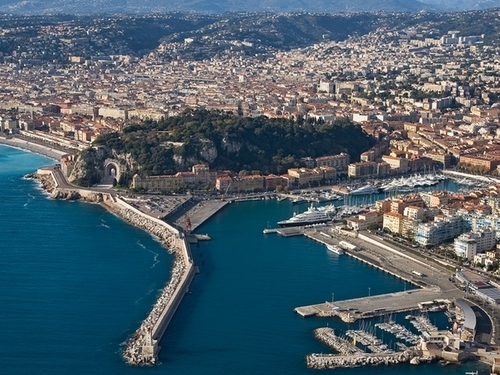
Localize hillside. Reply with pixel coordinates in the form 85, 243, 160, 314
91, 110, 376, 186
1, 10, 500, 59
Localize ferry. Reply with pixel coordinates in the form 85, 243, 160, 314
326, 244, 344, 255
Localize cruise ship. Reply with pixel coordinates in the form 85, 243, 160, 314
277, 204, 336, 227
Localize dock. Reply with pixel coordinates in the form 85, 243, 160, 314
294, 229, 466, 322
263, 226, 307, 237
294, 289, 453, 321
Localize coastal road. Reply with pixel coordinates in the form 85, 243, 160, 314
48, 165, 118, 197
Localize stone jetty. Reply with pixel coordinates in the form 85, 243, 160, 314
103, 198, 196, 366
306, 350, 417, 369
309, 327, 419, 369
314, 327, 362, 355
32, 169, 196, 366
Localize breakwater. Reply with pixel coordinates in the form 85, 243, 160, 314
34, 169, 196, 366
112, 197, 195, 365
308, 328, 418, 369
306, 350, 417, 369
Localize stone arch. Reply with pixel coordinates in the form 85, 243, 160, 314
102, 159, 121, 185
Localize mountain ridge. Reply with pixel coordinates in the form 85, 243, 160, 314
0, 0, 437, 15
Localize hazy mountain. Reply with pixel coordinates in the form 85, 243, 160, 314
0, 0, 435, 15
421, 0, 500, 10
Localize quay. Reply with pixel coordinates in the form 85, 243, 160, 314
260, 222, 462, 319
294, 289, 452, 321
296, 228, 463, 322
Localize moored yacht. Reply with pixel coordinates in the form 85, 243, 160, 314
326, 244, 344, 255
277, 204, 336, 227
349, 184, 379, 195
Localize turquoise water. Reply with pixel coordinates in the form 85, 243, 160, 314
0, 144, 490, 375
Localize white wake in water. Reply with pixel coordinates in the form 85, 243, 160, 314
24, 192, 36, 208
137, 241, 160, 268
148, 249, 160, 268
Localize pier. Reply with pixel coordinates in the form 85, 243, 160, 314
295, 289, 452, 321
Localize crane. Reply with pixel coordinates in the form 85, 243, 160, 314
221, 179, 232, 201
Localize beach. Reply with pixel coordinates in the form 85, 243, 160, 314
0, 135, 67, 161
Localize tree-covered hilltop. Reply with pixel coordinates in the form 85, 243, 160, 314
93, 109, 376, 184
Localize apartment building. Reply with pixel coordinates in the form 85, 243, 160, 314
415, 215, 465, 246
315, 153, 350, 171
454, 228, 496, 260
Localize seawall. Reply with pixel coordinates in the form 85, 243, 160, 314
99, 197, 196, 365
35, 169, 196, 366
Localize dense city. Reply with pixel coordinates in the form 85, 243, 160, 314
4, 9, 500, 372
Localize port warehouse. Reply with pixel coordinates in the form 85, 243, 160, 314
339, 240, 357, 251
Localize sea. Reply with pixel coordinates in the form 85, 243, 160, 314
0, 144, 491, 375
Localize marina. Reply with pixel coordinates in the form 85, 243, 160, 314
307, 327, 420, 370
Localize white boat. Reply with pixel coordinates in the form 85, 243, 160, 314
428, 305, 444, 313
277, 204, 336, 227
291, 196, 306, 204
326, 244, 344, 255
349, 184, 379, 195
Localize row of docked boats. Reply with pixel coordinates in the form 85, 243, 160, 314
289, 192, 343, 204
379, 173, 447, 192
346, 173, 448, 196
375, 321, 420, 346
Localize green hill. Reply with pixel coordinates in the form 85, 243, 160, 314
93, 109, 376, 185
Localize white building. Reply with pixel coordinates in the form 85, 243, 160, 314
454, 228, 496, 261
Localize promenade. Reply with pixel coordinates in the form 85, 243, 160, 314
0, 135, 68, 160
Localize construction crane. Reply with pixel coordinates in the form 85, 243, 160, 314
221, 179, 231, 201
185, 215, 192, 233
